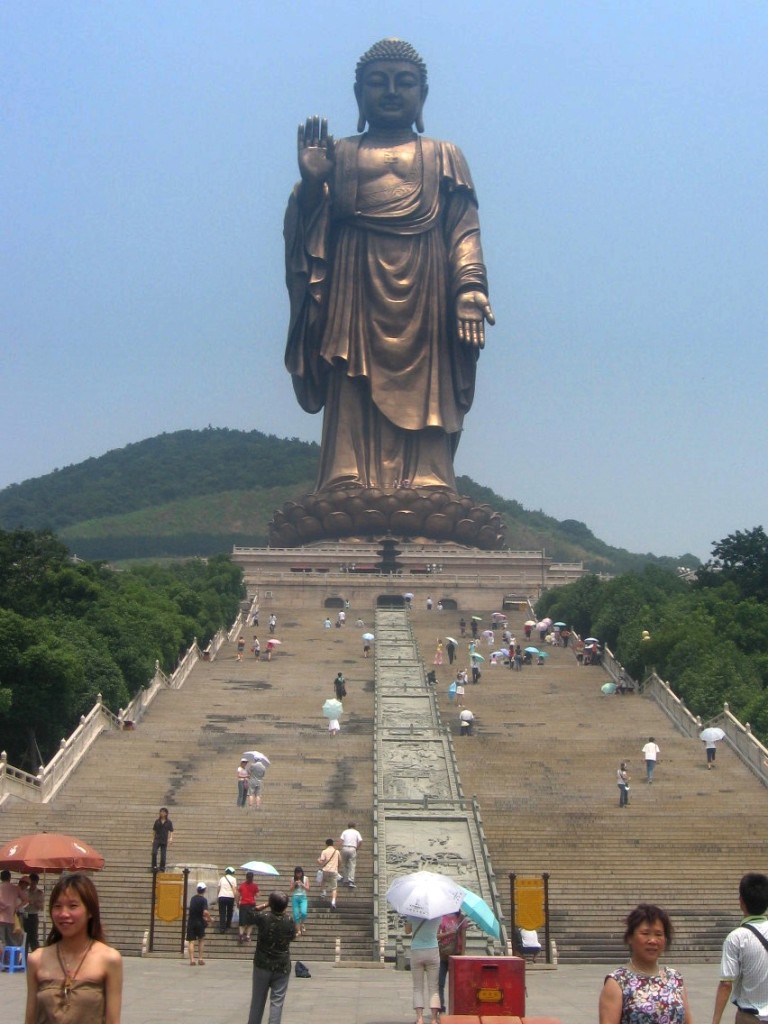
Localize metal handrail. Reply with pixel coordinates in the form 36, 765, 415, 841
0, 621, 234, 806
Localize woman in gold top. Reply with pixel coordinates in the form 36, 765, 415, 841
25, 873, 122, 1024
285, 39, 494, 495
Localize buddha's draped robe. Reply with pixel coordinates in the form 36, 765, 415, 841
284, 135, 489, 491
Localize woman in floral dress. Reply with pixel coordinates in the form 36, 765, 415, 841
599, 904, 692, 1024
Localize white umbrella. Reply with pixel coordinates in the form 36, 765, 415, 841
362, 632, 375, 641
240, 860, 279, 875
700, 727, 726, 744
386, 870, 465, 920
323, 698, 344, 719
243, 750, 271, 765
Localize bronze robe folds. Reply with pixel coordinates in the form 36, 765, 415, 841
285, 135, 489, 492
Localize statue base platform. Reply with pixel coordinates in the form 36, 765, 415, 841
268, 487, 505, 550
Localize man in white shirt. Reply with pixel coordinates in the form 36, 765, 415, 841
713, 873, 768, 1024
339, 822, 363, 889
642, 736, 660, 783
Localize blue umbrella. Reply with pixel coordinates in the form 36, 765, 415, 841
460, 888, 500, 939
601, 682, 617, 695
524, 646, 540, 654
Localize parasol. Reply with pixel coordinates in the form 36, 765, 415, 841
699, 727, 726, 744
323, 698, 344, 718
0, 833, 105, 873
362, 632, 375, 641
460, 888, 500, 939
445, 636, 458, 645
240, 860, 279, 875
601, 682, 617, 695
243, 750, 271, 765
0, 832, 106, 936
386, 870, 465, 919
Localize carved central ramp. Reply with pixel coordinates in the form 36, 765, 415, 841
373, 608, 506, 958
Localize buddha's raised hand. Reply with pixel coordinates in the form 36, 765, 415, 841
298, 116, 335, 185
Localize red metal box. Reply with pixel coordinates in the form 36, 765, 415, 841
449, 956, 526, 1016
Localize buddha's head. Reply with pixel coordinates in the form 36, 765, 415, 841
354, 38, 428, 134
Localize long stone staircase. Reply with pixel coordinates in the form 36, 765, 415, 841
0, 609, 378, 961
408, 605, 767, 962
2, 597, 765, 964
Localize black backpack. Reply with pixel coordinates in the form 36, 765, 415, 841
295, 960, 311, 978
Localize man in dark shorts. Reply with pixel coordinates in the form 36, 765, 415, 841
186, 883, 211, 966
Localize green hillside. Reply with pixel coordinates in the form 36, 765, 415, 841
0, 428, 698, 570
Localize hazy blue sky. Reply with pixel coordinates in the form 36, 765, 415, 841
2, 2, 766, 560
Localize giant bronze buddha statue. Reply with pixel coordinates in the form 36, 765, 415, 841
272, 39, 504, 549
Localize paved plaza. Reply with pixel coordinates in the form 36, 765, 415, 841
3, 956, 721, 1024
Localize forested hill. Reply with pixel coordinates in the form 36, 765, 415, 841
0, 428, 697, 571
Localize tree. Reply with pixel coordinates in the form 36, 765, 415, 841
698, 526, 768, 601
0, 528, 245, 765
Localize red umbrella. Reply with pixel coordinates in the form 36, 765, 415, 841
0, 832, 105, 872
